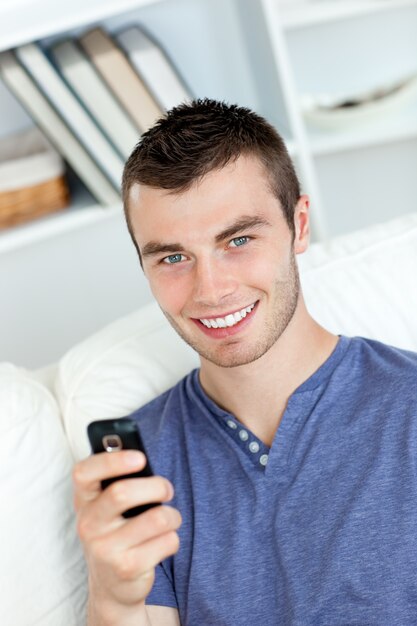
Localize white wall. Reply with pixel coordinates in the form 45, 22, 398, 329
0, 210, 153, 368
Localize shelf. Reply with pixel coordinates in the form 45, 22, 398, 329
280, 0, 417, 30
0, 190, 122, 254
306, 91, 417, 155
0, 0, 163, 52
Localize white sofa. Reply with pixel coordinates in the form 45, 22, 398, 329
2, 211, 417, 626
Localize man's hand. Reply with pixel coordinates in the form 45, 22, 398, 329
73, 450, 182, 624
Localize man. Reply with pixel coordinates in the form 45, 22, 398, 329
73, 99, 417, 626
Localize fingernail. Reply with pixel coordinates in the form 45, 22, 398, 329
166, 481, 174, 500
125, 451, 145, 466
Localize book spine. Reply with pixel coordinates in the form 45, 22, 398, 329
0, 50, 120, 207
15, 42, 124, 190
79, 28, 163, 134
116, 27, 191, 112
50, 39, 140, 159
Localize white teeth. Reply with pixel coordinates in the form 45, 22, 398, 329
200, 302, 256, 329
225, 314, 235, 327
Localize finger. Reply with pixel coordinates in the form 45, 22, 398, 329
101, 475, 174, 520
121, 529, 181, 581
107, 505, 182, 553
92, 528, 181, 585
73, 450, 146, 510
78, 476, 175, 541
83, 505, 181, 573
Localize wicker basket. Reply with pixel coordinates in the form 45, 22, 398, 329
0, 127, 70, 229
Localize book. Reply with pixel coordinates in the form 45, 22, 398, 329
15, 41, 124, 190
79, 28, 163, 133
116, 26, 192, 112
0, 50, 120, 206
50, 39, 140, 159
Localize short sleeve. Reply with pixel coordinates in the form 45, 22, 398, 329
145, 561, 178, 608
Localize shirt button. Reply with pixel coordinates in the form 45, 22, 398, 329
239, 429, 249, 441
259, 454, 269, 466
226, 419, 237, 429
249, 441, 260, 453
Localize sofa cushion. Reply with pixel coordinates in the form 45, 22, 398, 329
298, 211, 417, 351
55, 304, 199, 461
0, 364, 87, 625
56, 212, 417, 462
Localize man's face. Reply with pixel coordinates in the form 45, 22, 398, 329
128, 155, 308, 369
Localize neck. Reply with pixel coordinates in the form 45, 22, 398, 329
198, 295, 339, 446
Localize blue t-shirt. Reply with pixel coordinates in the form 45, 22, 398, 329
129, 335, 417, 625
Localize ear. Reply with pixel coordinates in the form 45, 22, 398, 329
293, 195, 310, 255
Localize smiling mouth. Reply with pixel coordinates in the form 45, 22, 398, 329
198, 302, 257, 329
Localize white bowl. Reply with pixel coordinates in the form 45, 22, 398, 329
301, 73, 417, 130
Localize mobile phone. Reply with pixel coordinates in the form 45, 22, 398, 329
87, 417, 160, 518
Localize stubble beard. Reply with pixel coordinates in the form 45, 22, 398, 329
161, 253, 301, 369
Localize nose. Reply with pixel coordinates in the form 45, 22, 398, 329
192, 256, 237, 307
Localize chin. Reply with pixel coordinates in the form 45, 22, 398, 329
197, 339, 276, 369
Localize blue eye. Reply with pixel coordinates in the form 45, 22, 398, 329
163, 253, 183, 264
230, 236, 249, 247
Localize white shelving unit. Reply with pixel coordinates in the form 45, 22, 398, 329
0, 0, 160, 256
1, 0, 417, 367
256, 0, 417, 238
279, 0, 417, 29
0, 0, 162, 50
0, 0, 277, 255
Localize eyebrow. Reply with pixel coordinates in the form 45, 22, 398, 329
141, 241, 184, 258
140, 215, 272, 259
214, 215, 272, 243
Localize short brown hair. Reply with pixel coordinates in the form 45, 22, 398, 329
122, 99, 301, 258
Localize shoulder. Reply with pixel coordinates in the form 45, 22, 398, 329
347, 336, 417, 387
126, 368, 198, 437
125, 368, 200, 476
350, 336, 417, 366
